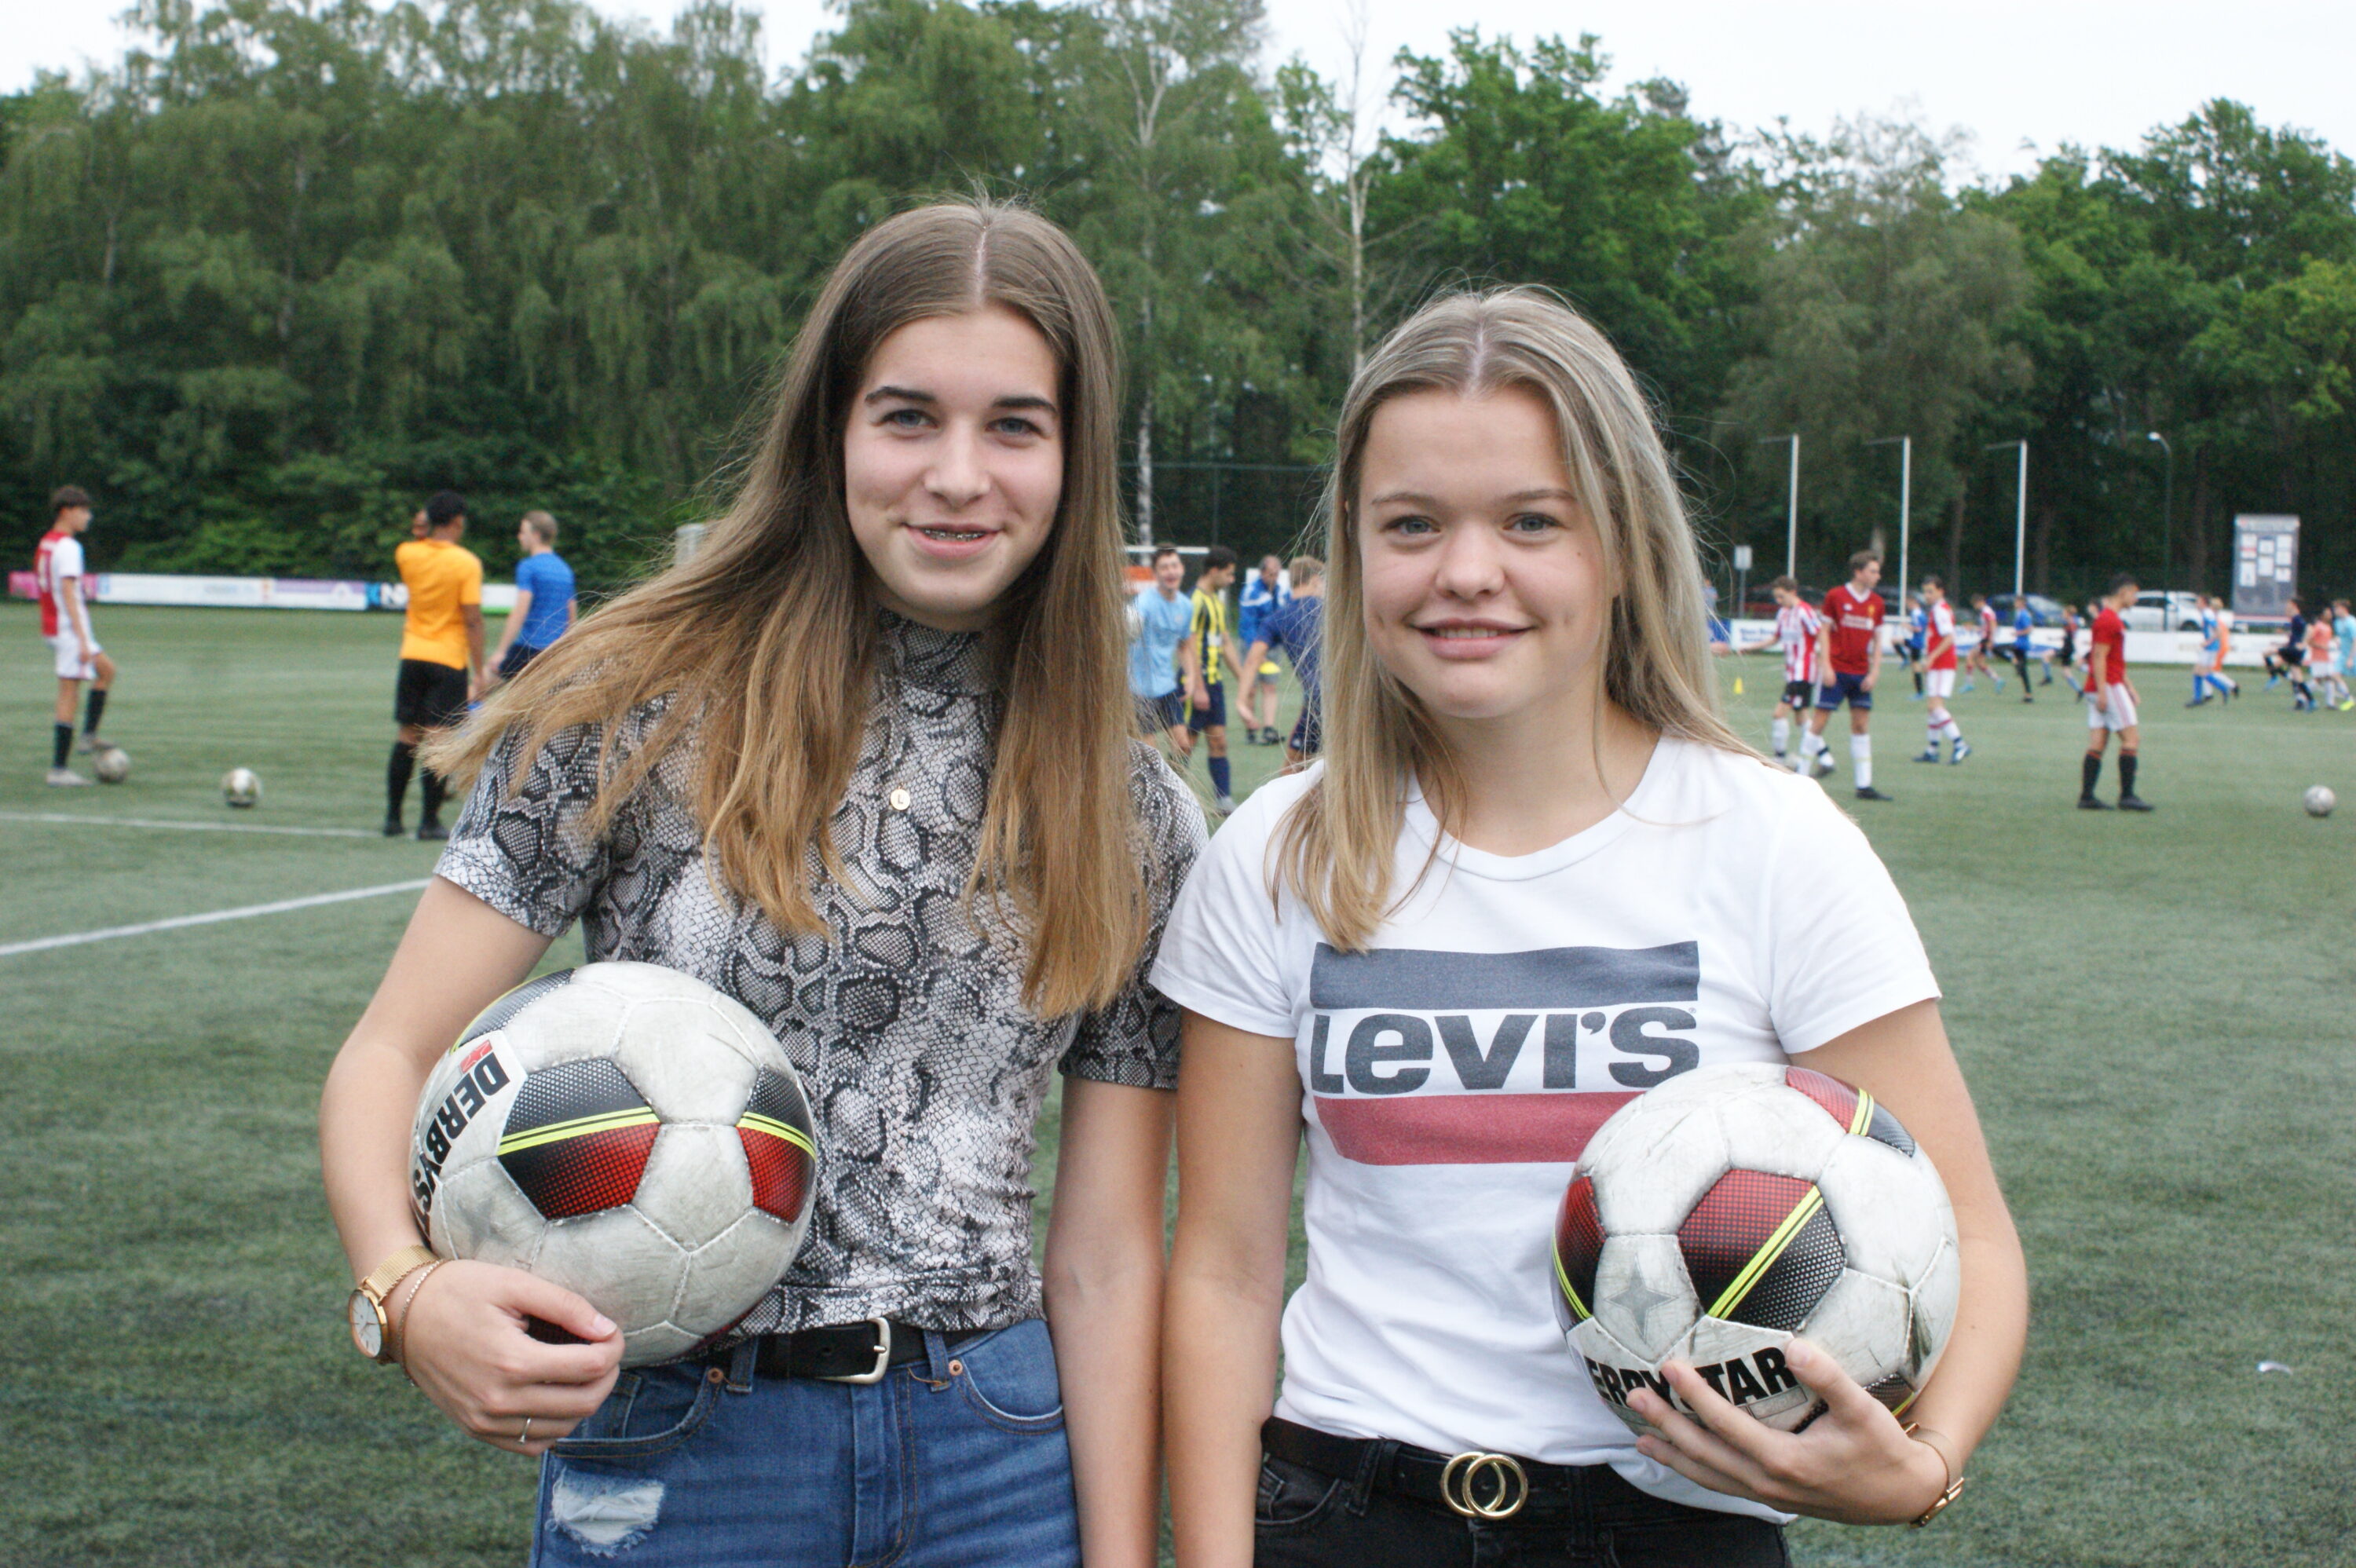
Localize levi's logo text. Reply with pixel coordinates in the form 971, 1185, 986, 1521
1305, 942, 1699, 1167
412, 1046, 511, 1210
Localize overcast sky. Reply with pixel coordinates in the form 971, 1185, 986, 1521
9, 0, 2353, 178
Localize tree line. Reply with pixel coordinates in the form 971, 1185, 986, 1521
2, 0, 2351, 601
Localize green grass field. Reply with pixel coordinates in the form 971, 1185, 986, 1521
2, 603, 2351, 1567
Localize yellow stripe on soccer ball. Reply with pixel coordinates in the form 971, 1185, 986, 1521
1552, 1242, 1591, 1322
496, 1107, 660, 1155
736, 1111, 816, 1157
1704, 1185, 1826, 1322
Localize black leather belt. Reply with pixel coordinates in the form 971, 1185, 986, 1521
1263, 1416, 1637, 1522
715, 1318, 985, 1384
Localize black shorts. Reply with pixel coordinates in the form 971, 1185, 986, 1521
395, 658, 470, 729
497, 642, 545, 679
1781, 679, 1813, 707
1188, 683, 1227, 733
1143, 691, 1186, 733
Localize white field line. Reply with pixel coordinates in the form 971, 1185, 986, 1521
0, 810, 382, 839
0, 879, 431, 959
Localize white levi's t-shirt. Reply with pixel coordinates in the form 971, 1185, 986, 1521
1151, 736, 1941, 1520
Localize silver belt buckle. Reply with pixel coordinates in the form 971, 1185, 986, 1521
820, 1316, 894, 1383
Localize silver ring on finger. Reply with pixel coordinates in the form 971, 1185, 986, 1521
518, 1416, 533, 1448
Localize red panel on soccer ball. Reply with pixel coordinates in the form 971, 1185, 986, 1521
1784, 1066, 1860, 1130
1553, 1175, 1605, 1320
502, 1123, 659, 1219
741, 1127, 812, 1222
1677, 1169, 1815, 1312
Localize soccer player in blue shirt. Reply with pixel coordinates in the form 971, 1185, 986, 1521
1240, 555, 1325, 765
488, 510, 576, 682
1127, 544, 1194, 752
1234, 554, 1289, 745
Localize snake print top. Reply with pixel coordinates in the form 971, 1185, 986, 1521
437, 612, 1206, 1333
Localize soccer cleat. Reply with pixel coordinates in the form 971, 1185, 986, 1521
417, 821, 450, 842
46, 766, 93, 787
2117, 795, 2154, 813
382, 815, 406, 837
2078, 795, 2114, 810
2184, 697, 2207, 708
75, 732, 108, 754
1264, 726, 1282, 745
1214, 794, 1236, 815
1853, 786, 1893, 802
1914, 749, 1942, 764
1812, 753, 1838, 778
1950, 740, 1973, 764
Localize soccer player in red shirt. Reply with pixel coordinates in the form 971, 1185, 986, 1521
1913, 576, 1971, 766
1797, 549, 1893, 800
2080, 573, 2151, 811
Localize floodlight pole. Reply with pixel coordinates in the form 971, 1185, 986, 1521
1867, 437, 1912, 590
2147, 431, 2174, 586
1986, 440, 2028, 598
1756, 434, 1799, 578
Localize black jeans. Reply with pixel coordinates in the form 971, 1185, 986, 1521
1253, 1453, 1790, 1568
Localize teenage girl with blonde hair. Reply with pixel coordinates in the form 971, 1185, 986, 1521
322, 200, 1201, 1568
1158, 287, 2025, 1565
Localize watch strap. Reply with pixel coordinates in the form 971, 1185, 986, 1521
358, 1244, 439, 1304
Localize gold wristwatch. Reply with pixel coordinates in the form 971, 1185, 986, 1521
347, 1245, 437, 1365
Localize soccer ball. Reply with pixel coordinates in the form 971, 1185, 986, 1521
221, 768, 262, 809
2305, 785, 2336, 818
410, 961, 818, 1365
1552, 1062, 1958, 1435
93, 746, 130, 784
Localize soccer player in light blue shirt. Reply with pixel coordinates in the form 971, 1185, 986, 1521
490, 510, 576, 682
1128, 545, 1194, 750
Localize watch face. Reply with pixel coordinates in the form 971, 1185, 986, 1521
348, 1289, 385, 1359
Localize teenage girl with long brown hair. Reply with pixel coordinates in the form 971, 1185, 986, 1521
1158, 288, 2025, 1566
321, 201, 1201, 1568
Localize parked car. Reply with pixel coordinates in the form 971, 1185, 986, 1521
2121, 590, 2204, 632
1988, 592, 2069, 628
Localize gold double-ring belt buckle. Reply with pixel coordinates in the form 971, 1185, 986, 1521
1440, 1450, 1529, 1520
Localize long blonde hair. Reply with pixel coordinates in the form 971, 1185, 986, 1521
430, 201, 1146, 1016
1273, 287, 1747, 950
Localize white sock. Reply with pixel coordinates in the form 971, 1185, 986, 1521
1851, 733, 1873, 788
1772, 716, 1791, 755
1926, 722, 1941, 750
1794, 731, 1819, 773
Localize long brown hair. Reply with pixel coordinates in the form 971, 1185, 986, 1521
430, 201, 1145, 1015
1273, 287, 1748, 949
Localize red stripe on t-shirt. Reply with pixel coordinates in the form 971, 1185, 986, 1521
1313, 1091, 1640, 1166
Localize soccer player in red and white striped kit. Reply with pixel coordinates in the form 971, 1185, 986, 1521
1766, 576, 1821, 764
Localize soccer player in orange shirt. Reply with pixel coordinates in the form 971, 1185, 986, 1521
387, 491, 485, 839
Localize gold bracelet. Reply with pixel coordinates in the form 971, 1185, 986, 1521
387, 1258, 450, 1372
1902, 1423, 1967, 1528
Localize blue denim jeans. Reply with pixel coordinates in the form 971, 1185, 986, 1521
529, 1319, 1079, 1567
